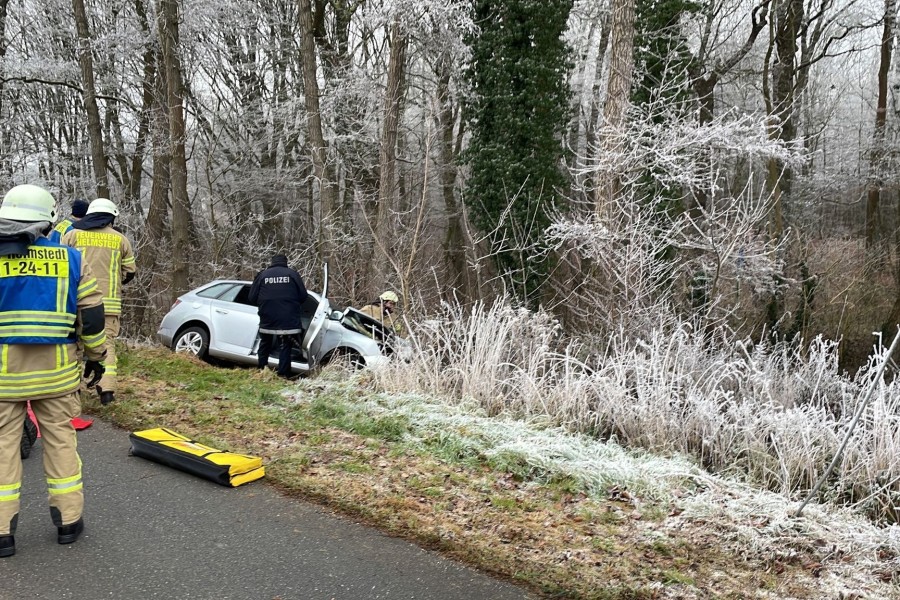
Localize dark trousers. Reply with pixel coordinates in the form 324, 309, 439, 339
258, 333, 295, 377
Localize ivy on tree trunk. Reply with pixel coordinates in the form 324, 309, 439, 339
462, 0, 574, 307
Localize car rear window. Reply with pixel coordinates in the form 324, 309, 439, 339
197, 283, 237, 299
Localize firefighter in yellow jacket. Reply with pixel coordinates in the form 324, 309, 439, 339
359, 291, 402, 333
61, 198, 135, 405
0, 184, 107, 558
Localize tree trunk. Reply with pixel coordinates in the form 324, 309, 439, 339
72, 0, 110, 198
298, 0, 339, 266
157, 0, 191, 300
765, 0, 802, 239
375, 14, 408, 288
124, 0, 158, 210
0, 0, 9, 118
585, 12, 611, 145
594, 0, 635, 216
866, 0, 896, 254
885, 190, 900, 331
436, 52, 469, 304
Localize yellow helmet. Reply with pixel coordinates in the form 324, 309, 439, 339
86, 197, 119, 217
0, 184, 58, 222
380, 291, 399, 303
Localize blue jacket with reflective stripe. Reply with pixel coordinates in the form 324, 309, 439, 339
0, 237, 81, 344
47, 219, 74, 244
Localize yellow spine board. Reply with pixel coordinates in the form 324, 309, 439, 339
129, 427, 264, 487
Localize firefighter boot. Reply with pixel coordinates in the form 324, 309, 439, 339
57, 518, 84, 544
21, 416, 38, 459
2, 515, 18, 557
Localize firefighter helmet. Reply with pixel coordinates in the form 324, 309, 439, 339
86, 197, 119, 217
0, 184, 58, 222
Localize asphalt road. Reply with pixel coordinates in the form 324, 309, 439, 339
5, 419, 534, 600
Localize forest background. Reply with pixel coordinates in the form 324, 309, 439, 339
5, 0, 900, 536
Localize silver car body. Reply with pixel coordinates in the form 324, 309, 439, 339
157, 264, 391, 373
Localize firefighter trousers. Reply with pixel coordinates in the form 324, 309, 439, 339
0, 394, 83, 534
98, 313, 120, 393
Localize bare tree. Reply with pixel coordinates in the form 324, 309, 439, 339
299, 0, 340, 265
593, 0, 635, 216
0, 0, 9, 121
435, 49, 471, 303
866, 0, 896, 254
157, 0, 191, 299
72, 0, 110, 198
374, 13, 409, 289
688, 0, 769, 216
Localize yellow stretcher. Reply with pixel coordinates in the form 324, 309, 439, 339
129, 427, 265, 487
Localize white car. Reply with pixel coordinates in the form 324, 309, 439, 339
157, 264, 399, 373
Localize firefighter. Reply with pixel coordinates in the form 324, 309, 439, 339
359, 290, 402, 333
248, 254, 308, 378
47, 198, 88, 244
61, 198, 136, 405
0, 184, 107, 558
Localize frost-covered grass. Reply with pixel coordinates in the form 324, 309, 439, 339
295, 369, 900, 598
376, 299, 900, 526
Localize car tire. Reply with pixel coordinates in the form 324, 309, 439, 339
173, 326, 210, 359
322, 348, 364, 371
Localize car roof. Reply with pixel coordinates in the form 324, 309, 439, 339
199, 280, 250, 286
188, 280, 320, 298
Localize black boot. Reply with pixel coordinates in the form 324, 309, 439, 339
100, 391, 115, 406
21, 416, 38, 459
20, 430, 32, 459
57, 518, 84, 544
0, 535, 14, 557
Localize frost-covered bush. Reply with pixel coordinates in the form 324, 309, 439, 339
377, 304, 900, 522
372, 101, 900, 521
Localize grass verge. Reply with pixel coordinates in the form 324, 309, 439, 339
94, 345, 874, 599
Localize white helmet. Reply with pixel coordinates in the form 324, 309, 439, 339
86, 197, 119, 217
380, 291, 399, 303
0, 184, 58, 222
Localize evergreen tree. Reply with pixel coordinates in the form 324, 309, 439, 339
462, 0, 574, 306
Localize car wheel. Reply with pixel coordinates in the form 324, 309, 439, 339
322, 348, 364, 371
173, 326, 210, 359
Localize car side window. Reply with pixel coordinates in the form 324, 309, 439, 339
232, 285, 254, 306
197, 283, 236, 300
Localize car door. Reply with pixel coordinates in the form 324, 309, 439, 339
302, 263, 329, 366
208, 283, 260, 360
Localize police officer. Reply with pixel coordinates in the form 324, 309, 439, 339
248, 254, 308, 378
61, 198, 136, 405
0, 184, 107, 557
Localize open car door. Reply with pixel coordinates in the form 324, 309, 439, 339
302, 262, 329, 366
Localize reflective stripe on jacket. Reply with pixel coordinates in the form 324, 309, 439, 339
47, 219, 74, 244
61, 226, 136, 315
0, 239, 81, 344
0, 238, 105, 401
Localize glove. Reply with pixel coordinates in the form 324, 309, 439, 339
123, 271, 135, 285
84, 360, 105, 388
